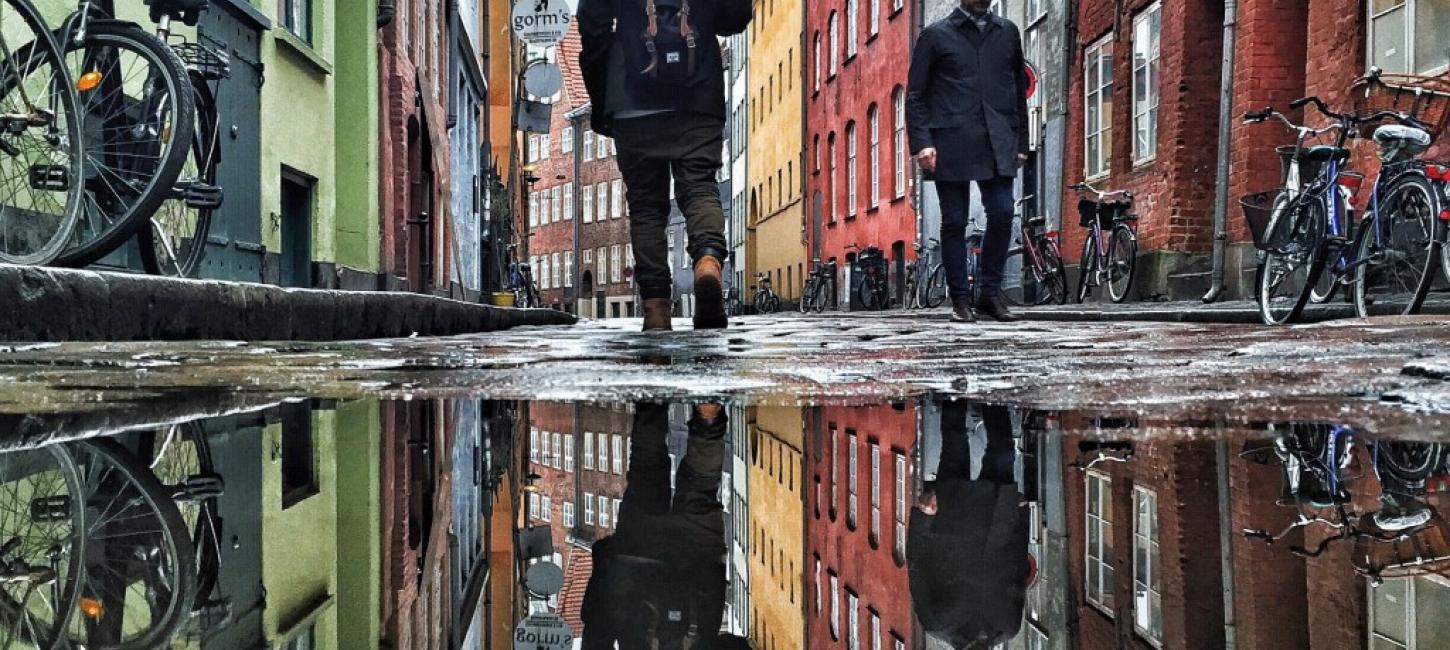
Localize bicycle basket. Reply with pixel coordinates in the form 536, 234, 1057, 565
171, 42, 230, 81
145, 0, 209, 25
1077, 198, 1099, 228
1240, 189, 1286, 251
1351, 73, 1450, 138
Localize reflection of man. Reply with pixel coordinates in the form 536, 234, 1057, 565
909, 401, 1028, 649
582, 403, 743, 649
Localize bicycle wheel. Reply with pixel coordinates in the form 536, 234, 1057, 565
65, 439, 195, 650
0, 0, 84, 265
0, 445, 85, 650
141, 422, 222, 607
799, 278, 813, 313
1106, 226, 1137, 303
857, 275, 881, 310
1041, 239, 1070, 305
924, 263, 946, 308
139, 75, 217, 277
1001, 247, 1028, 306
54, 22, 195, 268
1258, 194, 1326, 325
1076, 234, 1097, 304
766, 293, 779, 313
815, 278, 831, 313
1353, 173, 1440, 318
964, 235, 983, 306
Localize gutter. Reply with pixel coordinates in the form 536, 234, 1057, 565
1203, 0, 1239, 303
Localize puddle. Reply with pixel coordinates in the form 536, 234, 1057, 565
0, 396, 1443, 648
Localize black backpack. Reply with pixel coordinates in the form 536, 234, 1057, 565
622, 0, 704, 90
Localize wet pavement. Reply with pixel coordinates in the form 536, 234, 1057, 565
0, 314, 1448, 648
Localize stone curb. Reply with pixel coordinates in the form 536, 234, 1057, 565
0, 264, 575, 342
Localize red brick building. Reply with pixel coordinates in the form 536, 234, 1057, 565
806, 0, 919, 304
807, 404, 917, 649
524, 32, 635, 318
379, 0, 456, 294
1062, 0, 1450, 300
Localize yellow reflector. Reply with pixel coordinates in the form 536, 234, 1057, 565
80, 597, 104, 620
76, 71, 103, 92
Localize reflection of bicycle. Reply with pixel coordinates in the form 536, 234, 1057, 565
0, 446, 85, 649
904, 239, 945, 309
143, 422, 224, 615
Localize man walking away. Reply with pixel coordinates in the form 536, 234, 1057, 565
906, 0, 1030, 323
579, 0, 752, 331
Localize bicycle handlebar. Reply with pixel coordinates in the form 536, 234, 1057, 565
1289, 95, 1341, 120
1071, 182, 1132, 200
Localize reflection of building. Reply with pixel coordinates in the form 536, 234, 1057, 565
807, 404, 915, 650
724, 402, 751, 636
746, 0, 808, 306
747, 406, 806, 649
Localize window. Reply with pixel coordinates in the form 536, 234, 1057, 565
830, 573, 841, 638
1132, 4, 1161, 163
871, 611, 881, 650
584, 432, 594, 469
583, 130, 594, 161
612, 180, 624, 219
846, 122, 858, 218
814, 558, 823, 613
868, 106, 880, 208
597, 433, 609, 469
894, 451, 907, 559
1133, 487, 1162, 645
563, 434, 574, 471
613, 498, 620, 524
528, 136, 538, 163
583, 187, 594, 224
563, 186, 574, 220
540, 429, 551, 459
611, 245, 622, 283
1371, 575, 1450, 649
552, 432, 563, 468
829, 13, 840, 76
894, 638, 905, 650
528, 192, 538, 228
584, 492, 595, 524
562, 126, 574, 153
893, 89, 906, 199
279, 623, 316, 650
829, 134, 839, 222
869, 442, 881, 541
530, 428, 540, 463
540, 134, 551, 160
563, 501, 575, 526
597, 183, 609, 221
280, 403, 316, 508
813, 34, 822, 92
550, 253, 561, 290
1084, 35, 1114, 178
1369, 0, 1450, 74
848, 592, 860, 650
540, 495, 551, 522
596, 247, 607, 284
538, 256, 550, 290
847, 431, 859, 527
847, 0, 859, 58
529, 492, 539, 519
892, 0, 902, 13
598, 494, 611, 528
612, 435, 624, 474
1086, 471, 1115, 612
547, 187, 557, 223
1027, 0, 1045, 23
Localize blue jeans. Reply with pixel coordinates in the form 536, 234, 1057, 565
937, 177, 1015, 304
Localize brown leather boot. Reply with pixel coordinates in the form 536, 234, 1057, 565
692, 256, 728, 329
642, 298, 673, 331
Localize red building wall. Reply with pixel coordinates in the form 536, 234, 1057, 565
806, 404, 915, 649
805, 0, 918, 282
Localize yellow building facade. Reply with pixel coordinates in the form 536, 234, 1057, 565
747, 406, 805, 650
746, 0, 808, 302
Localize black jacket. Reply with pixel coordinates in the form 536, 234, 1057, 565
906, 10, 1029, 181
578, 0, 752, 136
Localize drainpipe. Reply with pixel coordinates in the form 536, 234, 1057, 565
378, 0, 395, 28
1203, 0, 1238, 303
1216, 437, 1238, 649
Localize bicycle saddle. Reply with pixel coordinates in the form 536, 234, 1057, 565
1026, 216, 1047, 229
145, 0, 208, 25
1302, 144, 1352, 163
1373, 124, 1432, 162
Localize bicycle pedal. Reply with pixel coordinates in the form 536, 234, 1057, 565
177, 182, 224, 210
29, 495, 72, 523
1324, 236, 1350, 252
29, 164, 70, 192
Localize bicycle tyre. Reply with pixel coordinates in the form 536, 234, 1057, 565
857, 275, 882, 311
1042, 239, 1070, 305
1258, 194, 1326, 325
67, 438, 196, 650
1106, 226, 1137, 303
1077, 234, 1097, 304
54, 22, 195, 268
1352, 173, 1440, 318
1377, 441, 1442, 487
799, 278, 814, 313
924, 263, 947, 308
142, 421, 222, 607
0, 444, 85, 650
0, 0, 85, 265
139, 73, 216, 277
964, 235, 983, 306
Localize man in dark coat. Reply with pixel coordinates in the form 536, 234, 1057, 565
580, 403, 736, 649
578, 0, 752, 331
906, 0, 1030, 323
908, 401, 1029, 649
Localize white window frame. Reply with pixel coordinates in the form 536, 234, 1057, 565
847, 0, 859, 58
528, 192, 538, 228
846, 122, 858, 218
540, 495, 551, 522
583, 187, 594, 224
893, 89, 906, 199
530, 428, 540, 462
1086, 470, 1115, 613
584, 491, 595, 524
1131, 3, 1161, 164
563, 434, 574, 471
597, 183, 609, 221
868, 107, 881, 208
612, 435, 624, 474
563, 185, 574, 221
869, 441, 881, 541
562, 126, 574, 153
583, 130, 594, 161
829, 13, 840, 77
814, 33, 822, 92
1084, 34, 1114, 179
528, 492, 539, 519
597, 248, 607, 284
611, 245, 622, 283
583, 431, 594, 469
814, 558, 823, 613
1371, 575, 1450, 649
871, 611, 881, 650
830, 573, 841, 639
564, 251, 574, 288
563, 501, 575, 526
848, 592, 860, 650
550, 253, 561, 290
1133, 486, 1162, 646
829, 134, 840, 222
612, 179, 624, 219
598, 494, 611, 528
869, 0, 880, 36
596, 432, 609, 469
894, 451, 907, 560
847, 431, 859, 527
540, 134, 550, 160
538, 256, 550, 290
1368, 0, 1450, 75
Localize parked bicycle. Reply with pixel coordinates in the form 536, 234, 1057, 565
752, 273, 779, 314
509, 261, 539, 308
1072, 182, 1138, 303
1003, 195, 1069, 306
848, 243, 890, 310
904, 238, 946, 309
1242, 89, 1441, 324
800, 258, 837, 313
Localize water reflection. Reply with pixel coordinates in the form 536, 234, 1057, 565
0, 399, 1443, 648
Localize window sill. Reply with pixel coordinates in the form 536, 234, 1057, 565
890, 6, 904, 19
891, 194, 907, 204
275, 29, 332, 76
845, 53, 858, 65
1131, 156, 1157, 171
1084, 171, 1111, 183
866, 204, 880, 214
867, 32, 879, 45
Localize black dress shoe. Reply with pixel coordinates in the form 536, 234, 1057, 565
950, 302, 976, 323
975, 293, 1020, 322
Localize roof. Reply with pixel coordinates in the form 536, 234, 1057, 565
556, 540, 594, 637
557, 26, 590, 112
